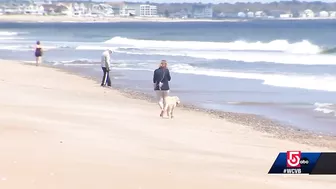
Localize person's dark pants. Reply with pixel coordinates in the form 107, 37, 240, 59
101, 67, 111, 86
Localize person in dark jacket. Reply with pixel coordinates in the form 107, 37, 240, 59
153, 60, 171, 117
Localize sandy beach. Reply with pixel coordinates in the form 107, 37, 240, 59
0, 60, 335, 189
0, 15, 244, 23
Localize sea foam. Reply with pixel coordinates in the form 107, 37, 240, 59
104, 36, 322, 54
75, 36, 336, 65
170, 64, 336, 92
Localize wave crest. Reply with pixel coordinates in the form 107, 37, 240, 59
104, 36, 322, 54
74, 37, 336, 65
0, 31, 19, 36
314, 102, 336, 115
170, 64, 336, 92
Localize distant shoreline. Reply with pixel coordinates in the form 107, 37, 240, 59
1, 15, 336, 24
269, 17, 336, 21
0, 15, 247, 23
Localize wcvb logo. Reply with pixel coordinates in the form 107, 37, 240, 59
286, 151, 301, 168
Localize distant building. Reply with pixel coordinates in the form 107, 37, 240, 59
255, 11, 266, 17
119, 3, 137, 17
24, 4, 44, 15
330, 11, 336, 17
72, 2, 90, 16
280, 13, 293, 18
139, 4, 157, 17
1, 6, 21, 14
237, 12, 246, 18
191, 4, 213, 18
319, 11, 329, 17
89, 4, 112, 16
118, 3, 156, 17
106, 1, 126, 16
247, 11, 254, 18
301, 9, 315, 17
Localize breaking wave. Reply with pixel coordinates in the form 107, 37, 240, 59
104, 36, 322, 54
0, 31, 19, 36
75, 36, 336, 65
169, 64, 336, 92
314, 103, 336, 116
48, 59, 98, 66
0, 44, 71, 51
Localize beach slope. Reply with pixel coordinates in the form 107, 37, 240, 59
0, 60, 335, 189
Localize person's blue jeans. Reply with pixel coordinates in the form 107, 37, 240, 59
101, 67, 111, 86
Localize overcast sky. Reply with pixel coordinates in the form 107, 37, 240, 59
102, 0, 336, 3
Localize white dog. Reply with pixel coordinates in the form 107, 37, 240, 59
165, 96, 180, 119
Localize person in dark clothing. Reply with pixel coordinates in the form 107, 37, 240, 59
153, 60, 171, 117
34, 41, 43, 66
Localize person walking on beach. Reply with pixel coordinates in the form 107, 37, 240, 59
101, 49, 112, 87
34, 41, 43, 66
153, 60, 171, 117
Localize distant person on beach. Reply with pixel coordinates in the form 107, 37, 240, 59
153, 60, 171, 117
101, 49, 112, 87
34, 41, 43, 66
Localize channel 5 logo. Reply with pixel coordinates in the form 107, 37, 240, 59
287, 151, 309, 168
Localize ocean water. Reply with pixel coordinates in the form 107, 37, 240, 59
1, 20, 336, 135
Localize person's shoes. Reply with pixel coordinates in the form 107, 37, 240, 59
160, 111, 164, 117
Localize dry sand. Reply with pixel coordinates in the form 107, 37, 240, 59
0, 15, 243, 23
0, 60, 335, 189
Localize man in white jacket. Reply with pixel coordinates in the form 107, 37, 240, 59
101, 49, 112, 87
